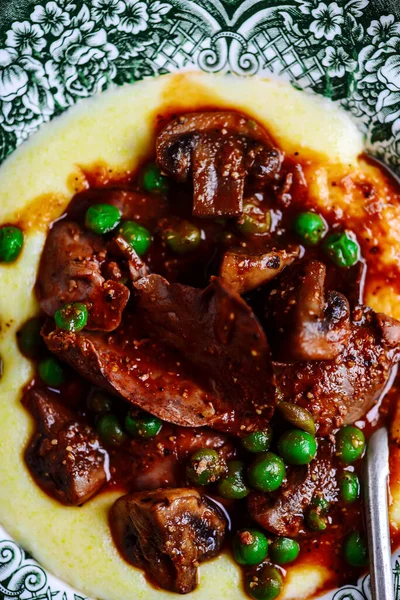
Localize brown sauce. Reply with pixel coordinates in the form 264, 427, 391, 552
14, 107, 400, 598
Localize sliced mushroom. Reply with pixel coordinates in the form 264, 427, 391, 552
220, 246, 299, 294
156, 112, 282, 217
23, 388, 107, 505
110, 488, 226, 594
37, 220, 130, 332
267, 259, 351, 361
133, 274, 275, 433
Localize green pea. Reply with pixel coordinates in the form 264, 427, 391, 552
293, 212, 327, 246
324, 231, 360, 268
233, 529, 268, 566
245, 563, 282, 600
343, 531, 369, 567
97, 414, 127, 447
336, 425, 365, 464
236, 203, 271, 236
0, 226, 24, 263
269, 537, 300, 565
277, 429, 317, 465
17, 317, 45, 359
248, 452, 286, 493
119, 221, 152, 256
85, 203, 121, 235
164, 220, 201, 254
306, 496, 329, 531
142, 163, 168, 193
277, 402, 316, 436
217, 460, 249, 500
54, 302, 88, 333
187, 448, 226, 486
38, 357, 65, 387
339, 471, 360, 504
241, 428, 272, 453
87, 391, 113, 414
125, 411, 162, 439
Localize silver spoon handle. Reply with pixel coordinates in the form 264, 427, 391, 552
364, 427, 394, 600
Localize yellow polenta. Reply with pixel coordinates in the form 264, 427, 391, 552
0, 72, 399, 600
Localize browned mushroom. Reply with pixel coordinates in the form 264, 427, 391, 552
23, 388, 107, 505
220, 246, 299, 294
110, 488, 226, 594
156, 112, 282, 217
267, 259, 351, 361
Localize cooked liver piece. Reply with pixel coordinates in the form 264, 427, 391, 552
37, 220, 129, 331
219, 246, 299, 294
107, 235, 149, 283
269, 261, 400, 434
248, 443, 338, 537
156, 112, 282, 217
110, 488, 226, 594
23, 388, 107, 505
43, 323, 223, 429
134, 274, 275, 433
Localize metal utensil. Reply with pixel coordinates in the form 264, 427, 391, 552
364, 427, 394, 600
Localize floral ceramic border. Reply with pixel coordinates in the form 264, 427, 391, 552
0, 526, 85, 600
1, 1, 400, 599
0, 520, 400, 600
0, 0, 399, 168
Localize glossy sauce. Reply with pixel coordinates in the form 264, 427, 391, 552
18, 108, 400, 597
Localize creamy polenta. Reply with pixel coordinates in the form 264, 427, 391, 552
0, 72, 399, 600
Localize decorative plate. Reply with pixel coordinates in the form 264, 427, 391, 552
0, 1, 399, 599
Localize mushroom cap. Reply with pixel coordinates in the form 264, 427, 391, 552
156, 111, 282, 218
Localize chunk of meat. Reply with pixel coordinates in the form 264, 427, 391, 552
267, 259, 351, 361
220, 246, 299, 294
248, 444, 338, 537
125, 425, 235, 491
273, 303, 400, 435
110, 488, 226, 594
134, 274, 275, 433
156, 112, 282, 217
23, 388, 107, 505
37, 221, 129, 331
43, 323, 219, 428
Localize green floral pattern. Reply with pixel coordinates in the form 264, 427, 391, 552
0, 0, 399, 169
0, 1, 400, 599
0, 523, 399, 600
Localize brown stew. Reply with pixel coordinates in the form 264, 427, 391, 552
17, 110, 400, 598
